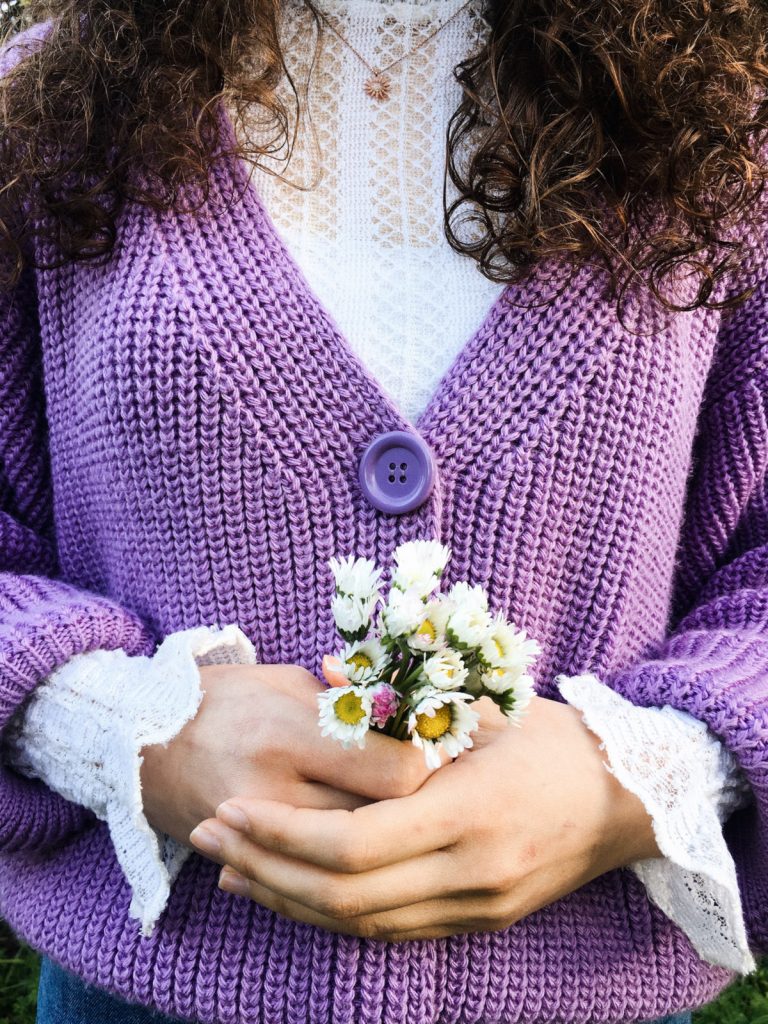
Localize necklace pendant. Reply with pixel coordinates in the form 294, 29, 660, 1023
364, 71, 392, 101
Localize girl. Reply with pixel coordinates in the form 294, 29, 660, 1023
0, 2, 766, 1023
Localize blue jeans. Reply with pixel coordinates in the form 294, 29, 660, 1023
36, 954, 694, 1024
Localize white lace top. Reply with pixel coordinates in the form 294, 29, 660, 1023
3, 0, 757, 977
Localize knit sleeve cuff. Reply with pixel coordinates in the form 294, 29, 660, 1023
4, 623, 257, 937
556, 672, 757, 976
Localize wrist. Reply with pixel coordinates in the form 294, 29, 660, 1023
580, 719, 662, 865
611, 772, 663, 864
138, 741, 167, 831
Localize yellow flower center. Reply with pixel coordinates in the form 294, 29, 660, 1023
347, 652, 373, 671
492, 638, 505, 659
415, 704, 452, 740
417, 618, 437, 642
335, 692, 366, 725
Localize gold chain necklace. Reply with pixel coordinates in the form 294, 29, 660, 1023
312, 0, 475, 101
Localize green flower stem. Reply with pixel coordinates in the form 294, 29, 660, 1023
393, 640, 428, 689
386, 699, 411, 740
393, 710, 411, 741
388, 702, 407, 736
395, 640, 413, 676
380, 640, 428, 740
399, 661, 425, 689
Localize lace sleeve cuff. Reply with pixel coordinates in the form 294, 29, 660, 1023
4, 623, 257, 938
555, 672, 757, 976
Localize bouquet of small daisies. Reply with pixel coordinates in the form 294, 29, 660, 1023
317, 539, 541, 769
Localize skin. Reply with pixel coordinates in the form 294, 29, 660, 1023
139, 663, 451, 851
145, 664, 662, 943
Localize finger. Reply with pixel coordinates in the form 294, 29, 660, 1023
297, 780, 371, 811
217, 866, 465, 941
214, 776, 460, 872
241, 666, 449, 799
321, 655, 349, 687
193, 817, 456, 916
300, 722, 452, 801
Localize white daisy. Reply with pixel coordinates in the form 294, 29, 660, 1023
392, 539, 451, 598
480, 668, 536, 726
446, 600, 494, 651
422, 648, 468, 691
329, 554, 384, 601
407, 598, 452, 653
479, 613, 542, 671
406, 688, 480, 769
480, 662, 526, 695
317, 684, 373, 750
446, 580, 488, 613
381, 586, 426, 639
334, 638, 389, 684
331, 592, 378, 640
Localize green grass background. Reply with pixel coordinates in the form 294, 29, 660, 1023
1, 919, 767, 1023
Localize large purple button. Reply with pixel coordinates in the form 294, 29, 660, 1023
358, 430, 436, 514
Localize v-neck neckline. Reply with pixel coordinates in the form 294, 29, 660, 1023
212, 97, 515, 451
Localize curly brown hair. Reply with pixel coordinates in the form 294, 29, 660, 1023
1, 0, 768, 324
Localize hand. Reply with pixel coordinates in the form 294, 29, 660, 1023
140, 663, 447, 849
188, 694, 661, 941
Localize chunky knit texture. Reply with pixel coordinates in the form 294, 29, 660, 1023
2, 16, 768, 1024
0, 0, 756, 976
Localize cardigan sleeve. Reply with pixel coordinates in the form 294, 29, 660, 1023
557, 673, 755, 974
0, 244, 158, 852
594, 210, 768, 955
3, 623, 257, 936
0, 16, 158, 854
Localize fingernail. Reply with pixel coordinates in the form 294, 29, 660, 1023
219, 868, 250, 897
189, 825, 222, 856
322, 654, 349, 687
216, 802, 249, 831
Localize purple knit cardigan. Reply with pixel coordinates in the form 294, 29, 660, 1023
1, 17, 767, 1024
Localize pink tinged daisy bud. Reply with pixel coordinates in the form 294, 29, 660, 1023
369, 682, 401, 727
